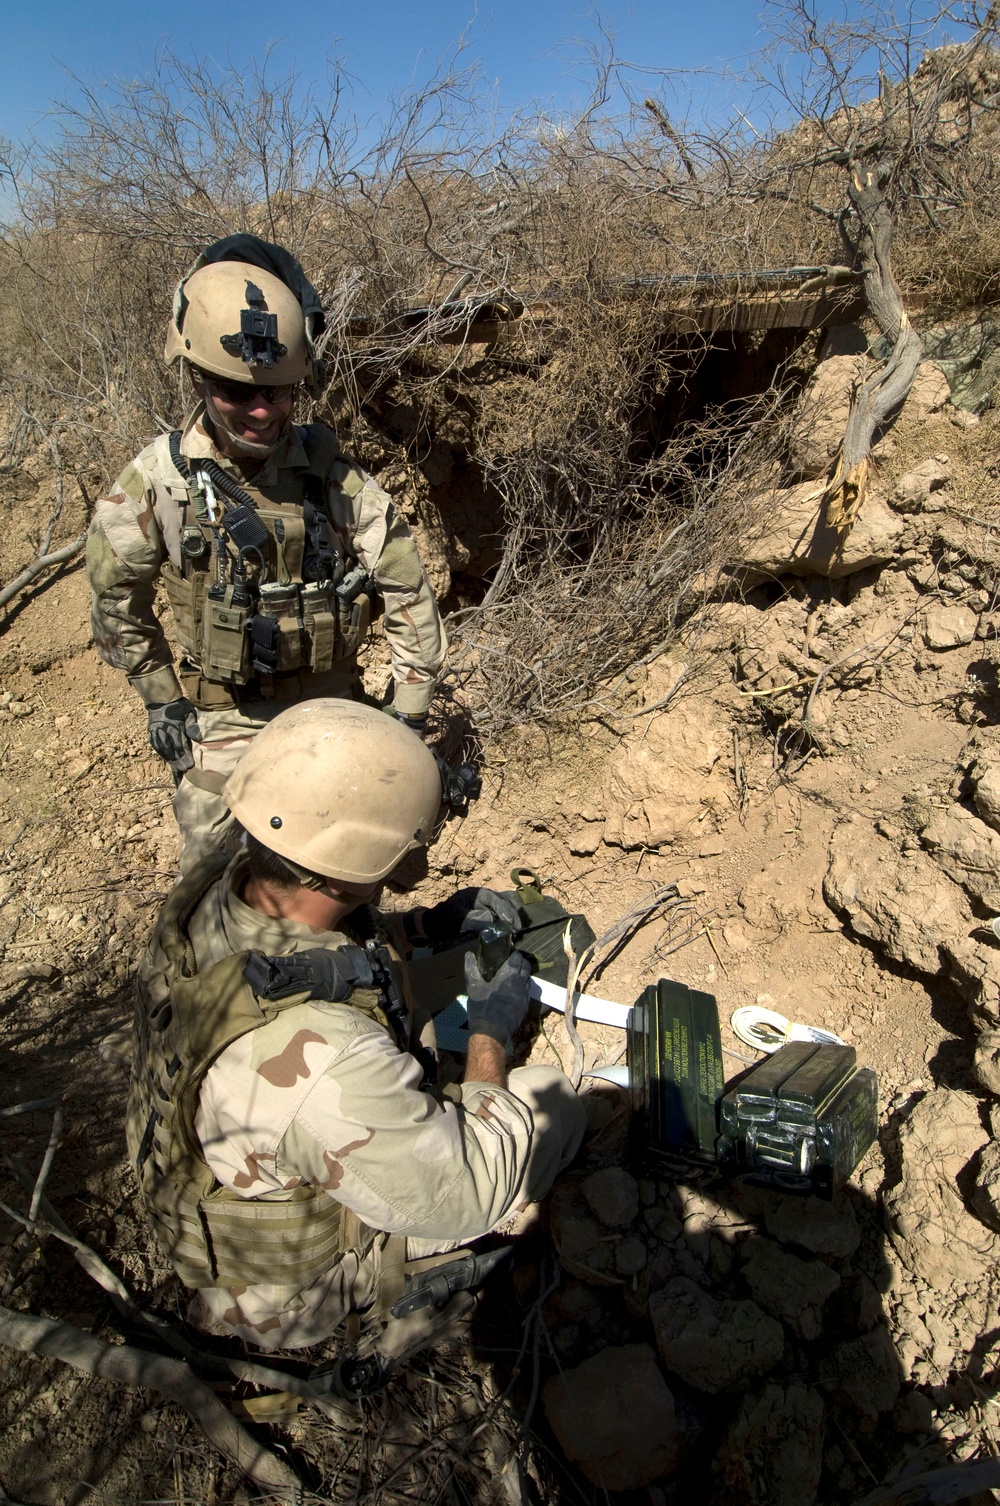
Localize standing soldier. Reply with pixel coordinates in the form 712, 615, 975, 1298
86, 236, 447, 866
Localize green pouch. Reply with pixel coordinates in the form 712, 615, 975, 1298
405, 867, 596, 1017
505, 867, 595, 986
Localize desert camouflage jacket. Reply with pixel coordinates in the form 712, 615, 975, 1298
86, 408, 447, 717
188, 861, 533, 1242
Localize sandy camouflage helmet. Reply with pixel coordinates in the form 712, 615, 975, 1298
224, 700, 442, 885
164, 260, 317, 387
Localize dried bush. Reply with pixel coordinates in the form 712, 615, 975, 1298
3, 6, 1000, 732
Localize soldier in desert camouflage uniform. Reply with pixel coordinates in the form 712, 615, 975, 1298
128, 700, 584, 1365
87, 237, 446, 867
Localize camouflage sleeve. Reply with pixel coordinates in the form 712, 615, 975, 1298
328, 458, 448, 718
196, 1001, 533, 1242
280, 1029, 533, 1240
86, 458, 182, 707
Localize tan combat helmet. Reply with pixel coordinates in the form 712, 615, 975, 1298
164, 260, 317, 387
224, 700, 443, 885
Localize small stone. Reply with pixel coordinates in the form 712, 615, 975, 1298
923, 604, 977, 649
675, 879, 707, 898
740, 1238, 841, 1341
712, 1380, 825, 1506
734, 1185, 861, 1260
639, 1178, 658, 1207
542, 1344, 691, 1491
651, 1277, 784, 1393
567, 827, 601, 857
580, 1167, 639, 1228
8, 701, 32, 718
894, 455, 951, 510
699, 837, 725, 857
644, 1203, 682, 1241
614, 1237, 648, 1276
892, 1390, 935, 1433
723, 919, 754, 952
823, 1325, 901, 1418
10, 963, 59, 983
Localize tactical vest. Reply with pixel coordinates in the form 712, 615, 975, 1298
156, 424, 372, 709
126, 853, 400, 1291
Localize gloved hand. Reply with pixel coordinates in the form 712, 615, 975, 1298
301, 945, 376, 1002
147, 698, 202, 776
244, 944, 376, 1003
464, 949, 532, 1048
420, 887, 520, 946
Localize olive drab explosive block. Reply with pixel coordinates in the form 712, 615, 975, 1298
627, 983, 878, 1198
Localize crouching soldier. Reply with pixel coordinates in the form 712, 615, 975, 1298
127, 699, 584, 1373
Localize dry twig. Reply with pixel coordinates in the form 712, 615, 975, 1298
0, 1305, 302, 1500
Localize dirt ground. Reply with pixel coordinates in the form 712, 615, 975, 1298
2, 385, 1000, 1503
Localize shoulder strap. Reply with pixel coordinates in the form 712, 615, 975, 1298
155, 850, 232, 975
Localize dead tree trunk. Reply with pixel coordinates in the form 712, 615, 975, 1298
823, 153, 923, 532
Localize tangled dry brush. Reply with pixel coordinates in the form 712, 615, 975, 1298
3, 3, 1000, 733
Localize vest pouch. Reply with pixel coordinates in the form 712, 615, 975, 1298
301, 581, 336, 673
257, 582, 304, 672
161, 562, 207, 658
335, 568, 373, 657
201, 583, 251, 682
341, 591, 371, 656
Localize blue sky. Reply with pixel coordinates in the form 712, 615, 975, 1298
3, 1, 976, 162
3, 1, 785, 151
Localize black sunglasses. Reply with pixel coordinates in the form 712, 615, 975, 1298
197, 371, 297, 404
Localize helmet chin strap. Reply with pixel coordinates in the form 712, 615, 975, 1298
202, 394, 289, 460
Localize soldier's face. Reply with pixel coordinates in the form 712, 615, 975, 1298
297, 877, 380, 933
194, 372, 295, 459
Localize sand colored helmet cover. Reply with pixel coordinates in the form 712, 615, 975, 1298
224, 701, 443, 885
164, 260, 315, 386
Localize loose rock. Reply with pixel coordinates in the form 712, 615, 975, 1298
892, 1390, 936, 1434
727, 482, 903, 582
602, 690, 731, 851
885, 1089, 1000, 1289
734, 1182, 861, 1260
921, 803, 1000, 911
923, 604, 978, 649
740, 1237, 841, 1340
822, 1324, 901, 1417
542, 1344, 690, 1490
550, 1175, 619, 1286
581, 1167, 640, 1228
712, 1380, 825, 1506
972, 759, 1000, 833
650, 1276, 784, 1393
825, 819, 970, 976
894, 455, 951, 510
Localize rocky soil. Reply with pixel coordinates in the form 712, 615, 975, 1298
2, 339, 1000, 1503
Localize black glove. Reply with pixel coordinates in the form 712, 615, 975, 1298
244, 945, 376, 1003
464, 949, 532, 1048
420, 888, 520, 946
147, 698, 202, 776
